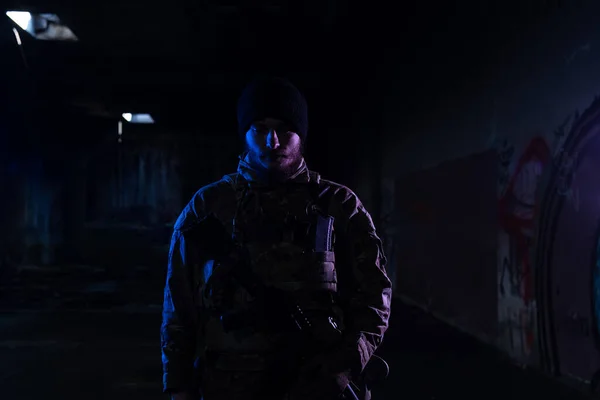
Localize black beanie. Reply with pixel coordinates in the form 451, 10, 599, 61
237, 77, 308, 142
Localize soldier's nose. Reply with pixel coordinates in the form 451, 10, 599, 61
266, 131, 280, 149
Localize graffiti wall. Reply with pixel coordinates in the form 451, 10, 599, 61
381, 97, 600, 384
495, 99, 600, 386
382, 97, 600, 385
495, 109, 571, 361
497, 136, 551, 361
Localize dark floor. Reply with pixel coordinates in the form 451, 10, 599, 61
0, 265, 595, 400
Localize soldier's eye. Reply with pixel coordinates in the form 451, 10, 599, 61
252, 125, 269, 134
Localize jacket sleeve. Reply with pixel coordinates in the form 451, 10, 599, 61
161, 223, 200, 392
334, 190, 392, 374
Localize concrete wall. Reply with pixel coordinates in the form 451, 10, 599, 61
1, 114, 239, 271
380, 2, 600, 387
80, 127, 240, 269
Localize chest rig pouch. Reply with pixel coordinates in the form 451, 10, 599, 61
304, 180, 337, 293
227, 171, 338, 295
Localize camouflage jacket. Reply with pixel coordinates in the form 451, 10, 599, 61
161, 155, 392, 393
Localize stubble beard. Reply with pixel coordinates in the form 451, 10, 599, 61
249, 148, 304, 182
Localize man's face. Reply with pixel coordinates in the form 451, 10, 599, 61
245, 118, 303, 174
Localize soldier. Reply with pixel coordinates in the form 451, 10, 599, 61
161, 77, 392, 400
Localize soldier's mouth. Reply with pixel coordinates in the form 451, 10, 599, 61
264, 154, 286, 160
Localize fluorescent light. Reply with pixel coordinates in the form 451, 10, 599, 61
6, 11, 31, 31
12, 27, 22, 45
6, 11, 78, 41
122, 113, 154, 124
131, 114, 154, 124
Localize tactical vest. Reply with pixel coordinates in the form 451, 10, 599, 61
199, 171, 342, 352
224, 170, 337, 295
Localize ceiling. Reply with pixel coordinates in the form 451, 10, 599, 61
1, 1, 376, 126
1, 0, 579, 187
0, 1, 565, 134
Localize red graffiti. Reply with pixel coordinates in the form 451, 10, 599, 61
498, 136, 551, 304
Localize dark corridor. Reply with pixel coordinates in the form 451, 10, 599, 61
3, 1, 600, 399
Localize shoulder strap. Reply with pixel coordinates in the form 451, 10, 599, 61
307, 173, 337, 252
308, 173, 336, 216
308, 170, 321, 184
